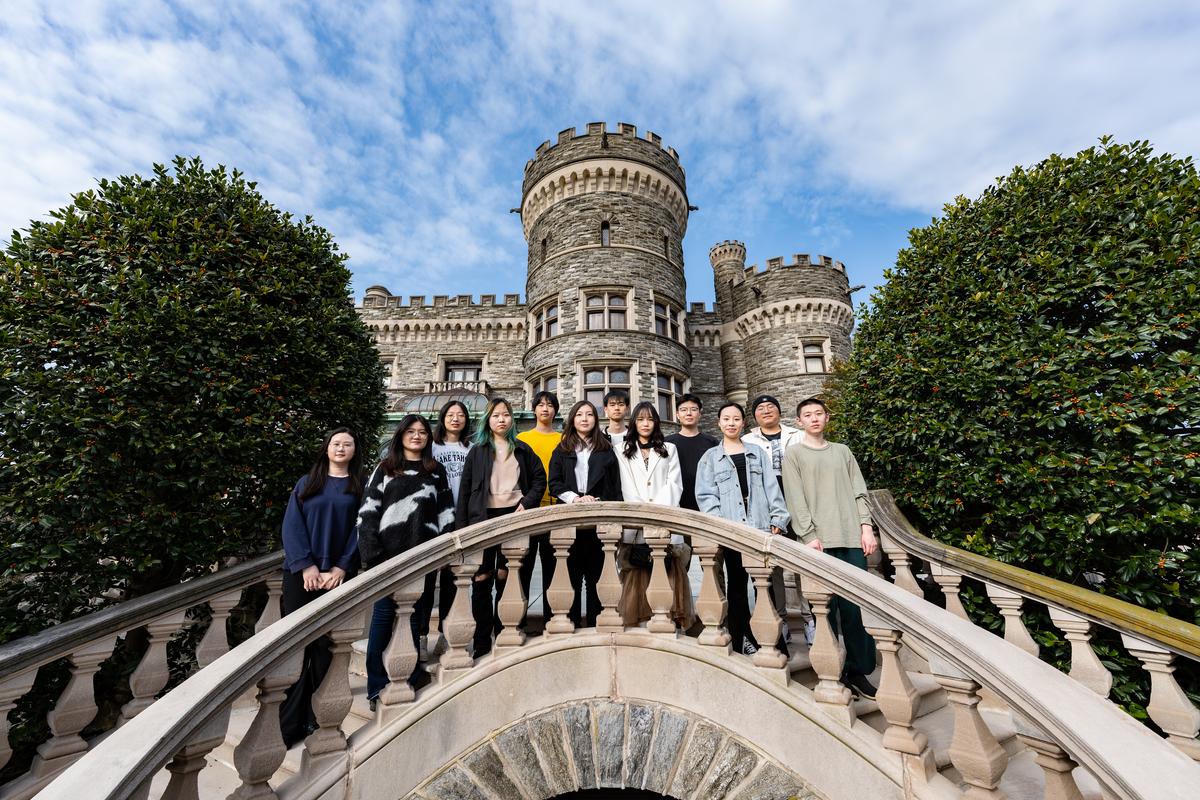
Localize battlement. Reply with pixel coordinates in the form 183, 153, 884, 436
360, 287, 524, 309
738, 254, 846, 281
529, 121, 680, 166
709, 240, 747, 266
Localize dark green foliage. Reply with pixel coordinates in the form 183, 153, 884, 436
0, 157, 385, 642
829, 138, 1200, 625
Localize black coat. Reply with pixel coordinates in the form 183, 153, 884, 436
548, 446, 623, 502
455, 440, 547, 527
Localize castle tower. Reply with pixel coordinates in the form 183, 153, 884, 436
520, 123, 692, 420
708, 240, 750, 405
711, 246, 856, 418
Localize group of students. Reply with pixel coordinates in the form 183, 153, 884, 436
276, 389, 879, 746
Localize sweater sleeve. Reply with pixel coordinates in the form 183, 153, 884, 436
281, 477, 314, 572
520, 446, 547, 510
434, 468, 456, 535
356, 466, 386, 569
846, 449, 873, 526
782, 448, 818, 543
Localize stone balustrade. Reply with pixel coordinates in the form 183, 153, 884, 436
870, 489, 1200, 764
32, 504, 1199, 800
0, 552, 284, 800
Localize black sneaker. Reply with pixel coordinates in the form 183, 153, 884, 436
844, 673, 877, 700
741, 637, 758, 656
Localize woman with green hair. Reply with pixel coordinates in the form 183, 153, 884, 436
455, 398, 546, 657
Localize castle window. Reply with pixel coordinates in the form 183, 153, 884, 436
381, 360, 393, 389
586, 292, 626, 330
541, 238, 548, 263
654, 302, 681, 341
802, 341, 828, 374
534, 303, 559, 342
600, 221, 611, 247
531, 371, 558, 397
445, 362, 482, 383
583, 365, 631, 412
663, 236, 670, 258
656, 373, 685, 422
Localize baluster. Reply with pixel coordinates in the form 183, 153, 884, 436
745, 563, 786, 672
162, 708, 232, 800
377, 580, 424, 711
0, 671, 37, 772
694, 542, 730, 649
595, 523, 623, 632
256, 575, 284, 634
545, 527, 576, 635
1016, 733, 1085, 800
934, 666, 1009, 799
119, 609, 189, 724
496, 535, 531, 648
1120, 634, 1200, 760
305, 610, 368, 758
196, 589, 242, 669
802, 579, 853, 724
864, 622, 935, 784
230, 651, 303, 799
439, 552, 483, 680
23, 635, 118, 785
879, 530, 922, 597
984, 583, 1039, 657
1046, 607, 1112, 697
643, 527, 675, 635
926, 562, 969, 621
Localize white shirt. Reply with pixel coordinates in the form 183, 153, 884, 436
557, 445, 592, 503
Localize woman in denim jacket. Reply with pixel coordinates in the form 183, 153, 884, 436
695, 402, 789, 655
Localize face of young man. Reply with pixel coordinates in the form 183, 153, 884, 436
534, 398, 556, 425
605, 398, 628, 425
754, 402, 781, 431
676, 401, 701, 429
797, 403, 829, 436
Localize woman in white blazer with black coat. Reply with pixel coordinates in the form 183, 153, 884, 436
614, 402, 694, 629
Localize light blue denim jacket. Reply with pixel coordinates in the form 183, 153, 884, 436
695, 443, 790, 533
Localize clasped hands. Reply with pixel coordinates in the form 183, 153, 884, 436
302, 564, 347, 591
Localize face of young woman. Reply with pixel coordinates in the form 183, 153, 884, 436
327, 433, 356, 467
489, 405, 513, 436
573, 404, 596, 435
718, 408, 744, 440
401, 423, 428, 458
443, 406, 466, 434
635, 411, 656, 441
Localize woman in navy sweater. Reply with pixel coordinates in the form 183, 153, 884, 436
279, 426, 365, 746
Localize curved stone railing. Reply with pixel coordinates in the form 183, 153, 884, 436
0, 552, 285, 800
37, 504, 1200, 800
870, 489, 1200, 763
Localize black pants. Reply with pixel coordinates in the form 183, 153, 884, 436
279, 570, 332, 746
471, 506, 517, 655
418, 566, 455, 637
722, 549, 753, 649
517, 533, 555, 622
567, 528, 603, 627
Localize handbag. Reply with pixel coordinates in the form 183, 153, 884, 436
629, 543, 653, 569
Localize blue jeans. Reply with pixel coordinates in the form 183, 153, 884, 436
366, 589, 429, 700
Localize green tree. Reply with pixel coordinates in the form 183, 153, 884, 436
829, 138, 1199, 624
0, 157, 386, 641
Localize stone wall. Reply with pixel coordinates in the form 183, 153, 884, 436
407, 699, 823, 800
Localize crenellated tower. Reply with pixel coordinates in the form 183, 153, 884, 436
520, 122, 692, 419
710, 245, 856, 416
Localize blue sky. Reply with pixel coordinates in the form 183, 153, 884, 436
2, 1, 1198, 309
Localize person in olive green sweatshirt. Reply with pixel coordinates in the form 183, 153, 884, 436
781, 396, 878, 700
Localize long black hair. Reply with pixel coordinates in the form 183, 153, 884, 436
433, 399, 473, 445
623, 401, 668, 459
298, 427, 365, 502
381, 414, 442, 476
559, 400, 610, 454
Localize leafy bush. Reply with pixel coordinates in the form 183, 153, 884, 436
0, 157, 385, 642
829, 138, 1199, 624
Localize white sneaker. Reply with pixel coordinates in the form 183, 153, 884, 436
418, 635, 429, 663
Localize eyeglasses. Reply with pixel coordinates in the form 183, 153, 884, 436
403, 429, 428, 437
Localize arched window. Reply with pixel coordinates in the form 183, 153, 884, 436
663, 235, 670, 258
600, 221, 611, 247
541, 238, 547, 263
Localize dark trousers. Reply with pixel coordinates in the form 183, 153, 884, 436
418, 566, 455, 637
472, 506, 517, 655
722, 549, 753, 649
365, 585, 429, 700
825, 547, 877, 677
567, 528, 603, 627
517, 533, 555, 622
279, 570, 332, 746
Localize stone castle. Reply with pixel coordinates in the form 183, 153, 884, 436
357, 122, 860, 423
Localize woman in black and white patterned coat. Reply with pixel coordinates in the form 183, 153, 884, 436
357, 414, 455, 705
